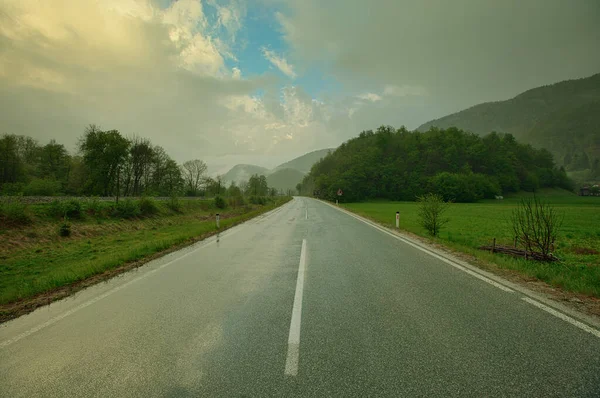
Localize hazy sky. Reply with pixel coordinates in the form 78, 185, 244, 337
1, 0, 599, 173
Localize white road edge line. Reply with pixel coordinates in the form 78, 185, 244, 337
0, 201, 293, 349
285, 238, 307, 376
522, 297, 600, 339
305, 208, 308, 220
320, 199, 600, 334
324, 201, 513, 293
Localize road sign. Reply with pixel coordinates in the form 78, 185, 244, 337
337, 189, 343, 196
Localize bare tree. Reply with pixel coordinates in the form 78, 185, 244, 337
181, 159, 207, 195
417, 193, 450, 237
511, 195, 562, 259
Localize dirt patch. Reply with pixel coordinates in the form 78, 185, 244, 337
570, 246, 600, 255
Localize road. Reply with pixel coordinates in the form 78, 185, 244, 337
1, 197, 600, 397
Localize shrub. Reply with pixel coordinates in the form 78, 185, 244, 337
139, 197, 159, 216
23, 178, 62, 196
167, 195, 182, 213
85, 197, 103, 216
417, 193, 450, 237
228, 196, 245, 208
63, 200, 83, 219
113, 199, 140, 219
59, 221, 72, 237
0, 182, 25, 196
0, 200, 31, 226
214, 196, 226, 209
511, 195, 562, 259
47, 199, 83, 219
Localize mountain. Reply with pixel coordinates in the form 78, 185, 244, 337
417, 73, 600, 171
266, 168, 306, 192
272, 148, 333, 174
221, 164, 270, 185
221, 148, 334, 190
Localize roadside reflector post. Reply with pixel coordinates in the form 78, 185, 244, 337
216, 213, 220, 229
396, 211, 400, 228
336, 199, 338, 205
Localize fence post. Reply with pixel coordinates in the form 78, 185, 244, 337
396, 211, 400, 228
491, 238, 496, 253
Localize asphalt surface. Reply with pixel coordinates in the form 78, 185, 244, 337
1, 197, 600, 397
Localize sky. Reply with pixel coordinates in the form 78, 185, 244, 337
1, 0, 599, 174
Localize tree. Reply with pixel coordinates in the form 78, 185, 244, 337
127, 137, 155, 196
0, 134, 24, 186
79, 125, 130, 196
39, 140, 70, 183
181, 159, 207, 195
417, 193, 450, 237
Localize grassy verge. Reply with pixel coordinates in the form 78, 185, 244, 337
340, 189, 600, 298
0, 197, 291, 321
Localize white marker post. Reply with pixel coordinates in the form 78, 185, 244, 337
396, 211, 400, 228
216, 213, 220, 229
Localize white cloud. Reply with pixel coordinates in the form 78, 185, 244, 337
383, 85, 428, 97
261, 48, 297, 79
357, 93, 382, 102
232, 67, 242, 79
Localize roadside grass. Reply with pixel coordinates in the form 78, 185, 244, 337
0, 197, 290, 307
341, 189, 600, 297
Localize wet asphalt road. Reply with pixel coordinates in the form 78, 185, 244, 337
1, 197, 600, 397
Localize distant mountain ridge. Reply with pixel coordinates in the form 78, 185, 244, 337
417, 73, 600, 172
221, 148, 333, 192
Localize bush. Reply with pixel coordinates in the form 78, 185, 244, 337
113, 199, 140, 219
214, 196, 226, 209
511, 195, 562, 259
0, 200, 31, 226
228, 196, 245, 208
417, 193, 450, 237
84, 197, 103, 216
139, 197, 159, 216
63, 200, 83, 219
47, 199, 83, 219
430, 172, 500, 202
167, 196, 182, 213
23, 178, 62, 196
0, 182, 25, 196
59, 221, 72, 237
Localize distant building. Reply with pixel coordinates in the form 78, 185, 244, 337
580, 185, 600, 196
580, 186, 590, 196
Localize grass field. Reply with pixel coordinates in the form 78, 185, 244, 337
342, 189, 600, 297
0, 197, 290, 311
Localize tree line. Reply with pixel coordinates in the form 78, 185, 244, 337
0, 125, 276, 198
299, 126, 574, 203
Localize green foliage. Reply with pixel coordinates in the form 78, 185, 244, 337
0, 200, 31, 226
48, 200, 83, 219
246, 174, 269, 196
23, 178, 62, 196
138, 197, 159, 216
228, 196, 245, 208
113, 199, 141, 219
417, 193, 450, 236
302, 126, 573, 202
59, 221, 72, 237
166, 195, 182, 213
0, 183, 25, 196
249, 196, 267, 205
214, 196, 226, 209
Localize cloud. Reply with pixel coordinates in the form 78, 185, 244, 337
278, 0, 600, 116
357, 93, 382, 102
261, 47, 297, 79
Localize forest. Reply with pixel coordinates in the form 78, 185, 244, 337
299, 126, 574, 203
0, 126, 275, 198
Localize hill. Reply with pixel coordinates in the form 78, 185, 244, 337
266, 168, 306, 192
299, 126, 573, 202
272, 149, 333, 174
417, 73, 600, 172
221, 164, 270, 185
